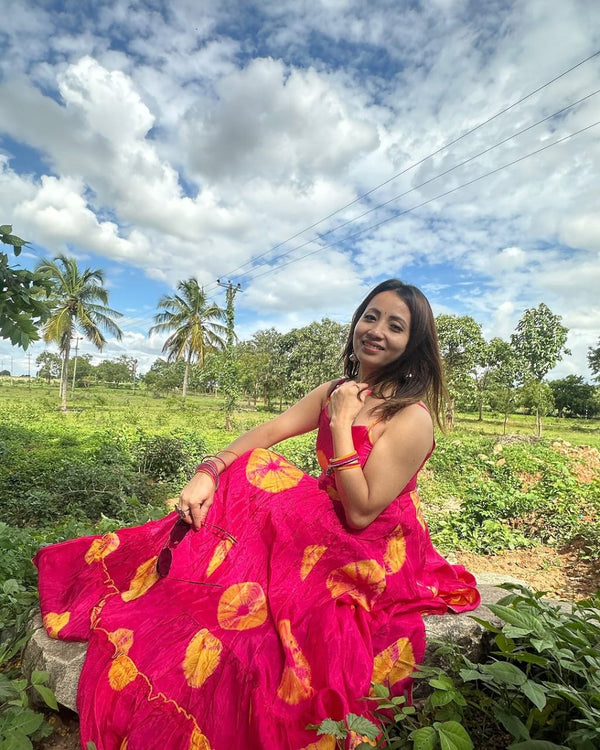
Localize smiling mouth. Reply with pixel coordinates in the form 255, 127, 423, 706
362, 340, 384, 352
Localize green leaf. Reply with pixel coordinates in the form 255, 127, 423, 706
0, 674, 18, 700
430, 690, 455, 707
1, 730, 33, 750
371, 682, 389, 698
487, 605, 546, 636
493, 707, 529, 740
481, 661, 527, 686
10, 679, 28, 694
435, 720, 474, 750
345, 713, 379, 740
0, 224, 13, 234
510, 651, 548, 667
521, 679, 547, 711
409, 726, 437, 750
316, 718, 347, 739
87, 743, 98, 750
30, 671, 50, 686
33, 684, 59, 711
429, 676, 454, 690
8, 708, 44, 735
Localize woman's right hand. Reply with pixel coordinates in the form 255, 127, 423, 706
178, 471, 217, 529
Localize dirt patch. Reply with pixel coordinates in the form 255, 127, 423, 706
456, 541, 600, 601
551, 441, 600, 484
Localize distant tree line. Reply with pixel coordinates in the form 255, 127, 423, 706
2, 224, 600, 433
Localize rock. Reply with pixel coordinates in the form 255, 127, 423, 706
22, 576, 522, 713
23, 613, 86, 712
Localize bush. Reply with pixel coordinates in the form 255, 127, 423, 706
312, 585, 600, 749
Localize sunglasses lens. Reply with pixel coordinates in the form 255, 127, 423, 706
171, 520, 191, 544
156, 547, 172, 578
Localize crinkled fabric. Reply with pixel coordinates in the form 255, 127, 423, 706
34, 408, 479, 750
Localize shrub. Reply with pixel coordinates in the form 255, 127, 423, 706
312, 585, 600, 749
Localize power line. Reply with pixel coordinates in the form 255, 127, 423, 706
242, 119, 600, 283
205, 48, 600, 291
219, 88, 600, 285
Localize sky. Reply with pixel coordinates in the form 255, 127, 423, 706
1, 0, 599, 379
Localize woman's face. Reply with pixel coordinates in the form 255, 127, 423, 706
352, 291, 411, 378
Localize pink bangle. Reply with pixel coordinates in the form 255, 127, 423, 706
195, 461, 220, 490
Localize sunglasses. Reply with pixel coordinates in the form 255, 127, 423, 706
156, 519, 237, 585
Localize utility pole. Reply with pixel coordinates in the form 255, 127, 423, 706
217, 280, 242, 431
71, 336, 83, 397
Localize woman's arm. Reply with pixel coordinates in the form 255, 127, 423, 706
179, 380, 335, 527
329, 384, 433, 529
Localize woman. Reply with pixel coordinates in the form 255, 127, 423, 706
35, 279, 479, 750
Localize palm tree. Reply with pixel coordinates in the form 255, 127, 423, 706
36, 254, 123, 411
149, 278, 227, 399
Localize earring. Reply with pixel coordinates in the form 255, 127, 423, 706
349, 353, 358, 363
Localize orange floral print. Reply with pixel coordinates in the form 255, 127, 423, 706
43, 611, 70, 638
206, 539, 234, 576
217, 582, 267, 630
246, 449, 304, 493
276, 620, 314, 704
183, 629, 223, 688
84, 533, 120, 564
300, 545, 327, 580
443, 586, 480, 609
107, 628, 134, 656
383, 525, 406, 574
348, 731, 377, 748
300, 737, 336, 750
371, 637, 415, 687
316, 449, 329, 471
108, 654, 138, 691
326, 560, 386, 611
121, 557, 159, 602
189, 727, 212, 750
410, 491, 426, 530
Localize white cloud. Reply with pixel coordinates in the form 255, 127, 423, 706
1, 0, 600, 380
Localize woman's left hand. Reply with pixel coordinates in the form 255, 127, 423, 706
328, 380, 370, 426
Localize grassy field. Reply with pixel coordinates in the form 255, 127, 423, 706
1, 380, 599, 748
3, 377, 600, 443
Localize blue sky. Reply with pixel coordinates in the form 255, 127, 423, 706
1, 0, 599, 377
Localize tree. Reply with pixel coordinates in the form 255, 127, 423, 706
0, 225, 51, 348
519, 379, 555, 426
588, 338, 600, 383
149, 278, 226, 401
37, 254, 123, 411
36, 351, 62, 383
511, 303, 570, 436
485, 338, 521, 433
436, 314, 486, 427
96, 357, 133, 388
549, 375, 599, 418
143, 358, 184, 394
284, 318, 348, 401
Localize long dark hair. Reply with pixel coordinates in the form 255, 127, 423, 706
342, 279, 446, 427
